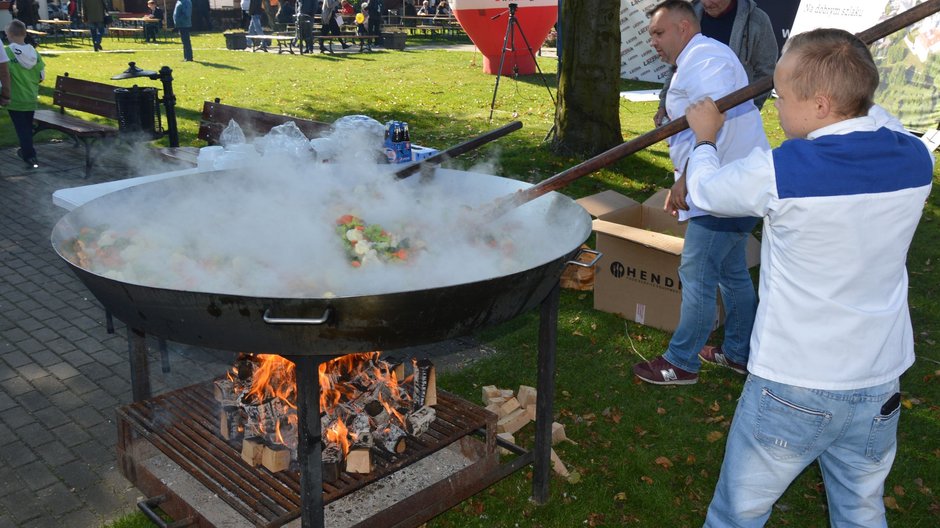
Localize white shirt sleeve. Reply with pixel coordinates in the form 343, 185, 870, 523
687, 144, 776, 218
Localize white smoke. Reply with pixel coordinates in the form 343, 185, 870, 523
60, 117, 591, 299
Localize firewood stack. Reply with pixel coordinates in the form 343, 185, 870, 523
214, 352, 439, 476
482, 384, 573, 477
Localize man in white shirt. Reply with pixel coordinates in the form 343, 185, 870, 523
633, 0, 769, 386
685, 28, 934, 526
0, 46, 9, 106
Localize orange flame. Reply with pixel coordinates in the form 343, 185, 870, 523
325, 417, 350, 455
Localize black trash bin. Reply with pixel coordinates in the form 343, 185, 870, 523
114, 87, 162, 139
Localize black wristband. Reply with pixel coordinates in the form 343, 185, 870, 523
695, 140, 717, 151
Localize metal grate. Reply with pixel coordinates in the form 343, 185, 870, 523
118, 381, 490, 528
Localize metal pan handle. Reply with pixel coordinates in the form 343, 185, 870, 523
263, 307, 332, 325
567, 248, 602, 268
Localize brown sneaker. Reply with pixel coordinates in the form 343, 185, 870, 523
633, 355, 698, 385
699, 346, 747, 375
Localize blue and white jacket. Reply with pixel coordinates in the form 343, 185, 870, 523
687, 106, 934, 390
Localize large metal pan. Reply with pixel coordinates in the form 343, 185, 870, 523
51, 168, 594, 355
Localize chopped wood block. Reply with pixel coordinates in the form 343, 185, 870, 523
525, 403, 537, 422
482, 385, 500, 403
496, 408, 530, 435
496, 432, 515, 455
499, 388, 514, 399
517, 385, 537, 408
485, 395, 507, 406
498, 397, 521, 417
261, 445, 291, 473
406, 406, 436, 436
345, 448, 373, 474
241, 437, 265, 467
485, 403, 502, 417
550, 448, 569, 477
551, 422, 568, 445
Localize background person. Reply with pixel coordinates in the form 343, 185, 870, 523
144, 0, 164, 43
173, 0, 193, 61
632, 0, 767, 386
684, 28, 934, 526
654, 0, 777, 127
83, 0, 109, 52
319, 0, 348, 52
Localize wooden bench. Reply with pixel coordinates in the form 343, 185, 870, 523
157, 99, 333, 166
33, 74, 124, 178
313, 34, 380, 53
245, 34, 297, 54
109, 26, 144, 41
26, 29, 48, 45
62, 28, 91, 44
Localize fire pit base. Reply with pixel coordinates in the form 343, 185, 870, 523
117, 381, 499, 527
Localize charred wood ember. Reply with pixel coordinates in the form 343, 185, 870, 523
411, 358, 437, 407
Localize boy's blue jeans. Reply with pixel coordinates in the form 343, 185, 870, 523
663, 215, 757, 373
706, 375, 900, 527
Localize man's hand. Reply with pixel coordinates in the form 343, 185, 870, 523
653, 106, 668, 127
664, 174, 689, 217
686, 97, 724, 143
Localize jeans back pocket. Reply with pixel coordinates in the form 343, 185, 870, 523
756, 388, 831, 461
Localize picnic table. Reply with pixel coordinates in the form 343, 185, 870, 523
37, 19, 70, 41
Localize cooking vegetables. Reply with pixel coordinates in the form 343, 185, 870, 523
335, 215, 416, 268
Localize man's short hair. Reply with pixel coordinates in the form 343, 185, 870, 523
648, 0, 696, 21
6, 19, 26, 37
782, 28, 879, 118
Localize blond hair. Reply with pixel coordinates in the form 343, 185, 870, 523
782, 28, 879, 118
6, 19, 26, 38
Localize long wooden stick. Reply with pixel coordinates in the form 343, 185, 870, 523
499, 0, 940, 210
393, 121, 522, 179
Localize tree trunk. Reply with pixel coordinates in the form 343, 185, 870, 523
552, 0, 623, 156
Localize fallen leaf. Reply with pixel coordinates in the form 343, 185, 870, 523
572, 330, 584, 336
686, 454, 697, 464
641, 475, 654, 485
901, 398, 913, 409
894, 485, 905, 497
706, 431, 724, 443
884, 496, 900, 511
614, 491, 627, 502
655, 456, 673, 469
705, 415, 725, 424
567, 470, 581, 484
656, 407, 667, 415
709, 401, 721, 412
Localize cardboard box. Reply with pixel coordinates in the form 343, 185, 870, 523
577, 190, 760, 332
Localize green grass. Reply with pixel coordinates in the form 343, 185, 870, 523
20, 32, 938, 528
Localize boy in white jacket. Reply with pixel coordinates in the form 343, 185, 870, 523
5, 20, 45, 169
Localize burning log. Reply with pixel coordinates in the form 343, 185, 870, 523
220, 405, 242, 441
322, 442, 343, 484
214, 379, 237, 407
376, 423, 407, 454
406, 406, 436, 437
241, 437, 265, 467
412, 358, 437, 407
261, 444, 291, 473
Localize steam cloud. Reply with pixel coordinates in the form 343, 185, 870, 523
58, 119, 590, 299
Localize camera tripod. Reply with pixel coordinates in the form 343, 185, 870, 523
488, 3, 556, 124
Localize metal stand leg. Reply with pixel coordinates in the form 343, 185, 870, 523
291, 356, 325, 528
128, 327, 151, 402
532, 282, 559, 503
158, 337, 170, 373
106, 310, 114, 334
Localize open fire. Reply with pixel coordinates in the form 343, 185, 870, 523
214, 352, 438, 477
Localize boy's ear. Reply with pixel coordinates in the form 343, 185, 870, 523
814, 93, 832, 120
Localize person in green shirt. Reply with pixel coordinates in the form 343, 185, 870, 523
5, 20, 45, 169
